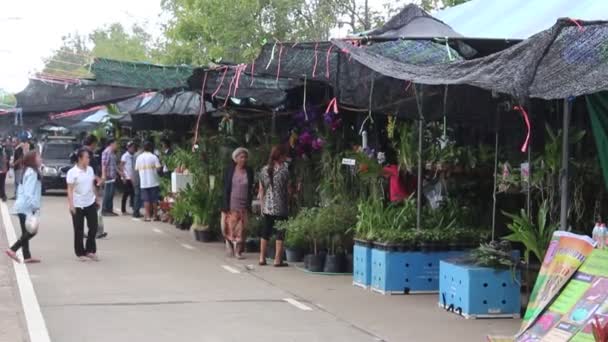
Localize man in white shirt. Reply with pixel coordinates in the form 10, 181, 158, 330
135, 141, 162, 222
119, 142, 137, 215
67, 148, 100, 261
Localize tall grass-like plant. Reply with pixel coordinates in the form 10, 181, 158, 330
503, 201, 557, 263
394, 123, 417, 173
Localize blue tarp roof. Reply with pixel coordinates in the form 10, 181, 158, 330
435, 0, 608, 40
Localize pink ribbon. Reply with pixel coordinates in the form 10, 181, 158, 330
514, 105, 531, 153
325, 97, 339, 114
325, 45, 333, 79
276, 44, 284, 82
312, 43, 319, 78
249, 61, 255, 86
211, 66, 228, 98
194, 71, 209, 148
223, 66, 238, 107
568, 18, 585, 31
233, 64, 246, 97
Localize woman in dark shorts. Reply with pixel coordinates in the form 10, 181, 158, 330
258, 145, 290, 267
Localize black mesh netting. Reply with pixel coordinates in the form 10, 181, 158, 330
332, 19, 608, 101
188, 39, 460, 110
16, 79, 142, 113
91, 58, 193, 90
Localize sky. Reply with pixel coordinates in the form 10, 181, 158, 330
0, 0, 405, 94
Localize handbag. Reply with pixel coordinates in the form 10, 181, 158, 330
25, 212, 40, 234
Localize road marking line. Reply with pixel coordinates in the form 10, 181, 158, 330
221, 265, 241, 274
283, 298, 313, 311
1, 202, 51, 342
181, 243, 195, 250
152, 228, 164, 234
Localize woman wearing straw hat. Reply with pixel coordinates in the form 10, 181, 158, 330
221, 147, 254, 259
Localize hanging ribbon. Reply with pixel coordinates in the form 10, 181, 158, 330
302, 75, 308, 121
568, 18, 585, 31
325, 97, 339, 114
276, 44, 284, 83
211, 66, 228, 98
233, 64, 246, 97
514, 105, 531, 153
265, 42, 277, 70
445, 37, 454, 61
249, 61, 255, 86
223, 66, 238, 107
312, 42, 319, 78
359, 75, 375, 135
325, 45, 333, 79
193, 71, 208, 150
405, 81, 412, 92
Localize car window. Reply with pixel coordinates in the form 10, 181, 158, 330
42, 144, 75, 160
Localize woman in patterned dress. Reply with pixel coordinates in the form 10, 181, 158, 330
258, 145, 290, 267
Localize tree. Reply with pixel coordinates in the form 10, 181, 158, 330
42, 34, 90, 78
419, 0, 470, 11
43, 23, 158, 78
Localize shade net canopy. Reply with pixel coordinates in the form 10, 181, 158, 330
365, 4, 463, 39
91, 58, 193, 90
331, 19, 608, 101
15, 78, 142, 114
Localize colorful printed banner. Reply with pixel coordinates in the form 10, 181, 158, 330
517, 232, 596, 335
517, 249, 608, 341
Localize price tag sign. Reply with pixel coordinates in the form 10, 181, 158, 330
341, 158, 356, 166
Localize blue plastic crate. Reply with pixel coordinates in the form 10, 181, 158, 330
371, 248, 466, 294
439, 260, 521, 319
353, 241, 372, 288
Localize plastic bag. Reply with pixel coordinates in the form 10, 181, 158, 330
25, 212, 40, 234
97, 208, 104, 231
423, 178, 448, 209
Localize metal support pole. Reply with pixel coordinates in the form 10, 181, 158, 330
414, 85, 424, 230
560, 98, 571, 231
491, 107, 500, 241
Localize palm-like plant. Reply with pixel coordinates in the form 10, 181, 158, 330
503, 201, 557, 263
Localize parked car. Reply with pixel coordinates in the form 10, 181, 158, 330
40, 136, 78, 194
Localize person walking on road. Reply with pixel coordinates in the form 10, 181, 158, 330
119, 142, 136, 215
131, 143, 143, 218
135, 141, 161, 222
5, 151, 43, 264
0, 138, 9, 202
222, 147, 254, 259
258, 145, 290, 267
67, 149, 100, 262
101, 139, 119, 217
11, 135, 30, 199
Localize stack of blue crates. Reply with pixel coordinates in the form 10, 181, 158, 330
353, 241, 372, 288
370, 246, 466, 294
439, 260, 521, 319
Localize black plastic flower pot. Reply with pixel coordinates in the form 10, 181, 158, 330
324, 254, 346, 273
304, 254, 311, 269
345, 254, 353, 273
196, 230, 213, 243
307, 254, 326, 272
285, 248, 304, 262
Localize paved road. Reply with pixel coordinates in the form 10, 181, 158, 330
1, 190, 521, 341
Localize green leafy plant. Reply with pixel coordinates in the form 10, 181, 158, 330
470, 241, 519, 270
170, 198, 190, 223
394, 122, 417, 172
503, 201, 557, 264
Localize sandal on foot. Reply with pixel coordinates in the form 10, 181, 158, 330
273, 262, 288, 267
24, 258, 41, 264
5, 250, 21, 263
258, 260, 267, 266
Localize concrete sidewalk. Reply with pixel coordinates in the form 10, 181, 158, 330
1, 190, 521, 341
0, 208, 28, 342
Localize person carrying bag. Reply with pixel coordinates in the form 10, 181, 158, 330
5, 151, 42, 264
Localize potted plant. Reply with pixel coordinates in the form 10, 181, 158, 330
318, 203, 357, 273
170, 198, 192, 230
276, 215, 307, 263
296, 208, 325, 272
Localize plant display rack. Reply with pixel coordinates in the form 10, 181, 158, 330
438, 260, 521, 319
369, 244, 466, 294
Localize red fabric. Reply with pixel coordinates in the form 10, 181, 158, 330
383, 165, 415, 202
